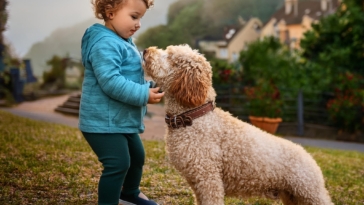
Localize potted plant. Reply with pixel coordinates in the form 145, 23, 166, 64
244, 80, 283, 134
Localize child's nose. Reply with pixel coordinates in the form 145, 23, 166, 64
136, 21, 141, 29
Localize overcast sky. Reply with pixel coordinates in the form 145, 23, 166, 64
4, 0, 94, 57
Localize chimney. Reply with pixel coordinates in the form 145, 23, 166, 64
321, 0, 328, 11
329, 0, 334, 11
293, 0, 298, 16
285, 0, 293, 14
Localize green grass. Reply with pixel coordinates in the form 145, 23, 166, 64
0, 110, 364, 205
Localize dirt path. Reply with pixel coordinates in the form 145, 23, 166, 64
6, 93, 166, 141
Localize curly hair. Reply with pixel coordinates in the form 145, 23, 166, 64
91, 0, 154, 20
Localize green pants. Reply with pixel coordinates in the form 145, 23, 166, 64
82, 132, 145, 205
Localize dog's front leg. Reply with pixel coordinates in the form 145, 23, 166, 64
167, 140, 226, 204
182, 166, 225, 205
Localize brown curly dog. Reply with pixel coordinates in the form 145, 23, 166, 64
142, 44, 333, 205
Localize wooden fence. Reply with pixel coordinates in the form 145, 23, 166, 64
214, 85, 337, 137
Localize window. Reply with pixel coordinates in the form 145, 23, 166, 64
232, 52, 239, 62
219, 48, 228, 59
253, 23, 261, 33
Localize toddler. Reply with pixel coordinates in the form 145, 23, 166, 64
79, 0, 163, 204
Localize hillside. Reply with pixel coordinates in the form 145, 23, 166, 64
24, 18, 97, 77
136, 0, 286, 49
25, 0, 178, 77
136, 0, 322, 49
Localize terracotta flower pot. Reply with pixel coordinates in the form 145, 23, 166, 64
249, 116, 282, 134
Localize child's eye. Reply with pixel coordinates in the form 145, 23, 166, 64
132, 16, 137, 20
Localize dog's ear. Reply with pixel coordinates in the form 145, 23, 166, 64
168, 46, 212, 108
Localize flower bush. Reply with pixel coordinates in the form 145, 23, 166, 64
238, 37, 301, 121
210, 58, 242, 86
244, 80, 283, 118
326, 72, 364, 133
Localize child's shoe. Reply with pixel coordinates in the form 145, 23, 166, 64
119, 193, 159, 205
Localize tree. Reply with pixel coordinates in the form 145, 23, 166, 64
238, 37, 331, 119
300, 0, 364, 133
0, 0, 8, 72
42, 56, 67, 90
300, 0, 364, 77
136, 2, 204, 49
136, 25, 174, 49
238, 37, 298, 118
0, 0, 11, 103
239, 37, 300, 89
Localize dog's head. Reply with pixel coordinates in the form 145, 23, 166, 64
143, 44, 213, 108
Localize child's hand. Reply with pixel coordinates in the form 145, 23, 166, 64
148, 87, 164, 104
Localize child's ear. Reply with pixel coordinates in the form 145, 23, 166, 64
105, 5, 114, 19
106, 12, 114, 19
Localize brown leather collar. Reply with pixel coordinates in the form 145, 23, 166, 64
165, 101, 215, 129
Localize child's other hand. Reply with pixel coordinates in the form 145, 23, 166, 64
148, 87, 164, 104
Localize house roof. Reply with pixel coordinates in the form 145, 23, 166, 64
199, 18, 262, 44
222, 25, 244, 42
199, 24, 245, 43
267, 0, 340, 26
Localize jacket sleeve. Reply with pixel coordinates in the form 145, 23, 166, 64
89, 37, 149, 106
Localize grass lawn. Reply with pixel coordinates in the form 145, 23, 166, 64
1, 110, 364, 205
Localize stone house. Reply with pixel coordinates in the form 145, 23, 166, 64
198, 18, 263, 63
260, 0, 340, 49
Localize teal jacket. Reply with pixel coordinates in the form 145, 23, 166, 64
79, 23, 149, 133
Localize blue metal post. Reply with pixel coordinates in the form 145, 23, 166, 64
10, 67, 24, 103
23, 59, 37, 83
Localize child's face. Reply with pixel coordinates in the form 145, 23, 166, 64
106, 0, 147, 39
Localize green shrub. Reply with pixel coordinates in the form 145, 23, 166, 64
327, 72, 364, 132
42, 55, 66, 90
244, 80, 283, 118
210, 58, 242, 86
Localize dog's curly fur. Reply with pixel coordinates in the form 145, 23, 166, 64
143, 44, 333, 205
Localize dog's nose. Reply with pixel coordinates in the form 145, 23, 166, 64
142, 50, 148, 61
